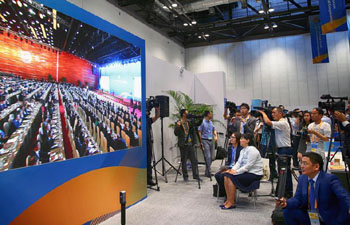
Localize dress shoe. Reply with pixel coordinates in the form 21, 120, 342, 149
221, 205, 236, 210
147, 180, 156, 186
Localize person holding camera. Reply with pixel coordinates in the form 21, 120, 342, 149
174, 109, 199, 181
146, 105, 160, 186
306, 108, 331, 164
198, 111, 217, 178
259, 107, 293, 198
277, 152, 350, 225
297, 111, 312, 161
334, 111, 350, 161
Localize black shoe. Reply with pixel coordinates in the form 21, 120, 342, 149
147, 180, 156, 186
184, 177, 189, 182
194, 177, 203, 182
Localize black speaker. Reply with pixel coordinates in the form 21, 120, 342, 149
156, 95, 169, 118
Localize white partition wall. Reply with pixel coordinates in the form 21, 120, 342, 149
186, 32, 350, 110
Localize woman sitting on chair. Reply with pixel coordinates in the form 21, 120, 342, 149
215, 132, 243, 197
221, 133, 263, 209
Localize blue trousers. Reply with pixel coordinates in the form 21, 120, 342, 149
283, 208, 310, 225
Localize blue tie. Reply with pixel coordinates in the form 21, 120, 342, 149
309, 179, 315, 211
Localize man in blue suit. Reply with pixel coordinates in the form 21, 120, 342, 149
276, 152, 350, 225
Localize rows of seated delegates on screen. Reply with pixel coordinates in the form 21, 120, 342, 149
0, 74, 142, 171
0, 74, 63, 170
60, 83, 142, 157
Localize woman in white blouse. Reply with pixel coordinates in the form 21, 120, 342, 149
221, 133, 263, 209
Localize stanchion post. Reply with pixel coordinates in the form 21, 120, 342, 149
120, 191, 126, 225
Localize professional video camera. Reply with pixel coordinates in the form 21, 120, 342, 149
146, 96, 160, 112
318, 94, 348, 113
187, 112, 203, 126
225, 101, 237, 115
251, 100, 275, 121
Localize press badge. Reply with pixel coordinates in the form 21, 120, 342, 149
308, 211, 320, 225
311, 143, 318, 153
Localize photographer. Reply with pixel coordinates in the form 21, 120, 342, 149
334, 111, 350, 161
174, 109, 199, 181
259, 107, 293, 198
198, 111, 217, 178
297, 111, 312, 161
146, 103, 160, 186
306, 108, 331, 163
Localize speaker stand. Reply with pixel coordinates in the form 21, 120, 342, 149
153, 117, 181, 183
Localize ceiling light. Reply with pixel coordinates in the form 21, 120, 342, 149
172, 3, 178, 8
47, 10, 51, 15
204, 34, 209, 37
6, 11, 10, 15
29, 9, 35, 15
80, 24, 83, 27
192, 20, 197, 25
264, 24, 269, 29
259, 9, 264, 14
268, 8, 274, 12
183, 23, 188, 26
17, 0, 22, 7
57, 23, 60, 28
198, 35, 202, 39
162, 5, 168, 9
39, 13, 44, 19
19, 11, 23, 15
12, 0, 16, 4
23, 20, 27, 23
272, 23, 277, 28
23, 2, 27, 7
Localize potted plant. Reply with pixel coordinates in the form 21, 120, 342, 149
61, 77, 67, 83
48, 74, 53, 82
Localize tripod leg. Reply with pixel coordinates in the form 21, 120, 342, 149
175, 161, 181, 183
151, 143, 160, 191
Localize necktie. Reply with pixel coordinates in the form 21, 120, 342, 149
309, 179, 316, 211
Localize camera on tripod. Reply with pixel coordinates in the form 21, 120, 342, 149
146, 96, 160, 112
318, 94, 348, 113
225, 101, 237, 116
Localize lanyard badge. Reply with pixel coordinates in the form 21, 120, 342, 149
308, 211, 320, 225
311, 143, 318, 152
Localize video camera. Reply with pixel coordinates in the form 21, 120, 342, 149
318, 94, 348, 113
187, 112, 203, 126
146, 96, 160, 112
225, 101, 237, 116
251, 101, 275, 121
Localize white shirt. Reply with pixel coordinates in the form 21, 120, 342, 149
232, 146, 263, 176
307, 122, 331, 151
271, 118, 291, 148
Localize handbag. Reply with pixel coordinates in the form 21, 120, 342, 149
215, 146, 227, 160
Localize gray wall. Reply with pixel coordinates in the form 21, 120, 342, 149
186, 32, 350, 110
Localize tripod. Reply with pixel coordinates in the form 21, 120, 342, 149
325, 118, 350, 191
148, 140, 160, 191
153, 117, 181, 183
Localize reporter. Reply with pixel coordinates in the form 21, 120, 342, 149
221, 133, 263, 209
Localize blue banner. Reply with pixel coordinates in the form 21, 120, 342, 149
319, 0, 347, 34
348, 12, 350, 49
309, 15, 329, 64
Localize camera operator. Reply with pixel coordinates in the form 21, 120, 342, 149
259, 107, 293, 198
174, 109, 200, 182
289, 109, 303, 168
334, 111, 350, 158
306, 108, 331, 164
198, 111, 217, 178
239, 103, 257, 135
146, 104, 160, 186
297, 111, 312, 161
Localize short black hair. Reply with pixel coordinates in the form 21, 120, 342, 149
180, 109, 187, 118
302, 152, 324, 171
313, 108, 324, 116
204, 110, 211, 117
240, 103, 250, 110
241, 133, 255, 147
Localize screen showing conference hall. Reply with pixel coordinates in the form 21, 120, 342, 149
0, 0, 142, 171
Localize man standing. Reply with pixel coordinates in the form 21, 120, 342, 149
306, 108, 331, 163
277, 152, 350, 225
174, 109, 199, 181
239, 103, 257, 135
198, 111, 217, 178
259, 107, 293, 198
334, 111, 350, 163
146, 106, 160, 186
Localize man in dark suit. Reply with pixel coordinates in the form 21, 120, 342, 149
277, 152, 350, 225
334, 111, 350, 164
174, 109, 200, 181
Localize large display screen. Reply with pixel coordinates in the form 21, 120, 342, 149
0, 0, 143, 172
